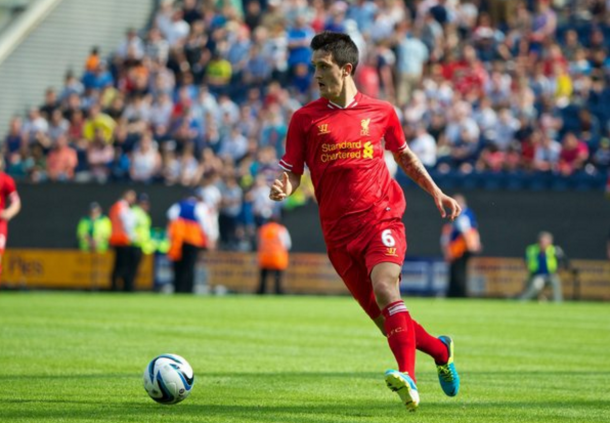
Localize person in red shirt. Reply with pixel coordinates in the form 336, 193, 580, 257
0, 158, 22, 278
270, 32, 461, 411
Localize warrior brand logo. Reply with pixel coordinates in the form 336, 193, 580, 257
360, 118, 371, 135
385, 247, 397, 256
318, 123, 330, 134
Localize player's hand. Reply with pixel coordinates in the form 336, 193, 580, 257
269, 172, 292, 201
434, 193, 461, 221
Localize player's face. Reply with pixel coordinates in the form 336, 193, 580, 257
312, 51, 347, 101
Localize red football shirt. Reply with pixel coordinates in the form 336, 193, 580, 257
280, 92, 407, 243
0, 172, 17, 218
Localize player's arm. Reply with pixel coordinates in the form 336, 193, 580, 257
393, 145, 461, 220
269, 171, 301, 201
0, 192, 21, 221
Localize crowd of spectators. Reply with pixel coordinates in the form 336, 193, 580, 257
4, 0, 610, 196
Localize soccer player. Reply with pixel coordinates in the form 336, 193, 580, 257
0, 158, 21, 278
269, 32, 461, 411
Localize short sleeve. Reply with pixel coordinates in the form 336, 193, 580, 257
280, 112, 306, 175
3, 174, 17, 197
383, 106, 407, 153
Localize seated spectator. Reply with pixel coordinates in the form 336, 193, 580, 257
46, 134, 77, 182
409, 124, 437, 168
87, 131, 114, 183
40, 88, 60, 120
130, 132, 162, 183
82, 60, 114, 91
592, 138, 610, 172
558, 132, 589, 176
534, 133, 561, 172
48, 109, 70, 141
3, 117, 24, 160
83, 104, 116, 144
205, 53, 232, 96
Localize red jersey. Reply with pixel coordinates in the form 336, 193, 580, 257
280, 92, 407, 243
0, 172, 17, 216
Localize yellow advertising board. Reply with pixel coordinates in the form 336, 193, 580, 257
2, 249, 608, 301
1, 249, 153, 290
201, 252, 346, 294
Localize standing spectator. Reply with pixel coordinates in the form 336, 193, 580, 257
287, 15, 315, 75
395, 22, 429, 106
256, 215, 291, 295
77, 202, 111, 252
46, 134, 78, 182
441, 194, 481, 298
519, 231, 565, 303
167, 192, 217, 294
218, 173, 243, 249
109, 190, 138, 292
0, 157, 21, 279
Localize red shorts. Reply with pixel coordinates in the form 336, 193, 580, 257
0, 220, 7, 254
327, 218, 407, 320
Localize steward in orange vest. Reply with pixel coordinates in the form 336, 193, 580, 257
108, 190, 139, 292
167, 195, 216, 293
256, 217, 291, 295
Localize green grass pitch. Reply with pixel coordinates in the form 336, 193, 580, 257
1, 293, 609, 422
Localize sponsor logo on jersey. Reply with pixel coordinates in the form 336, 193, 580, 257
385, 247, 397, 256
317, 123, 330, 135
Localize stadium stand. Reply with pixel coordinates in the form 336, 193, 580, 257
2, 1, 610, 209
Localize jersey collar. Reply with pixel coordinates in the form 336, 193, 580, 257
326, 92, 361, 110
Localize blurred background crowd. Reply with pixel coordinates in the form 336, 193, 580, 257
3, 0, 610, 213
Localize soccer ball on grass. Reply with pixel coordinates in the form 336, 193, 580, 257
143, 354, 194, 404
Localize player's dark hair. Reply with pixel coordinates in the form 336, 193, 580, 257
310, 32, 359, 75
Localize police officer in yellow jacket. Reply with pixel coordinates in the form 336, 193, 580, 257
77, 202, 112, 252
519, 231, 565, 302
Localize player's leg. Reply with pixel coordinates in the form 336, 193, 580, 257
363, 221, 420, 410
328, 242, 418, 410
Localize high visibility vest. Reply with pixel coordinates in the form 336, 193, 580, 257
167, 200, 207, 261
132, 205, 155, 254
258, 222, 289, 270
109, 200, 131, 246
77, 215, 112, 252
526, 244, 558, 274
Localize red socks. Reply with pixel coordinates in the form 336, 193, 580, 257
412, 320, 449, 365
382, 301, 416, 380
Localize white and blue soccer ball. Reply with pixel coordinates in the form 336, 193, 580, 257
143, 354, 194, 404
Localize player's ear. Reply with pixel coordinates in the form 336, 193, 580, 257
343, 63, 353, 77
